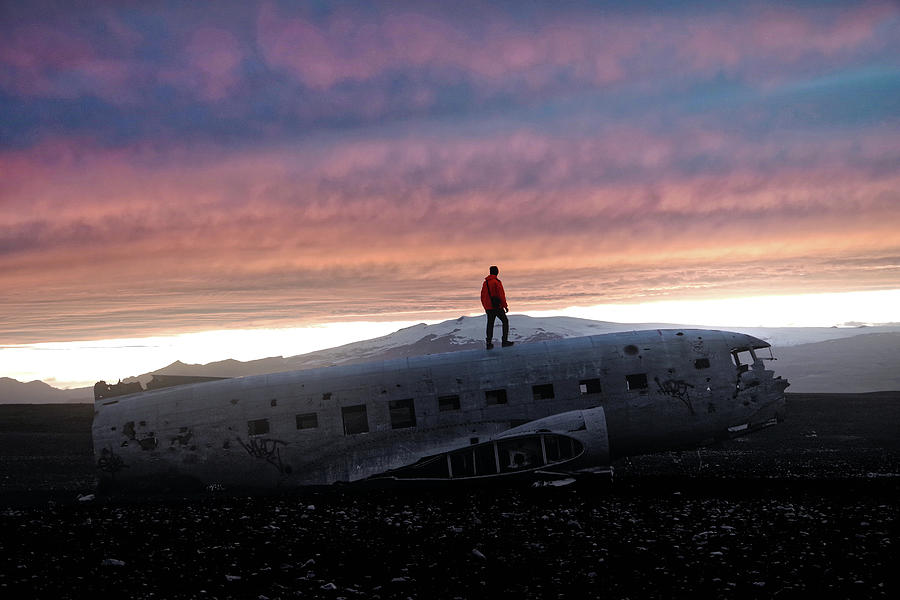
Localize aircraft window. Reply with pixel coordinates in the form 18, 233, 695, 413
450, 450, 476, 478
694, 358, 711, 369
498, 437, 544, 472
295, 412, 318, 430
474, 444, 498, 475
544, 435, 579, 462
485, 389, 508, 405
247, 418, 270, 437
438, 394, 461, 412
579, 379, 602, 394
626, 373, 649, 390
342, 404, 369, 435
389, 398, 416, 429
532, 384, 555, 401
732, 350, 754, 371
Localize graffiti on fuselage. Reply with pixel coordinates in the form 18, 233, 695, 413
236, 437, 289, 475
654, 377, 695, 414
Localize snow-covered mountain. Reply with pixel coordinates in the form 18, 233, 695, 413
148, 316, 683, 379
144, 316, 900, 393
3, 316, 900, 402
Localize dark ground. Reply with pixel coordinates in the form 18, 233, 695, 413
0, 393, 897, 599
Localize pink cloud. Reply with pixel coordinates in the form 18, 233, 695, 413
0, 17, 244, 104
99, 12, 145, 50
256, 3, 371, 89
750, 2, 895, 57
255, 1, 896, 93
0, 21, 150, 103
159, 27, 245, 101
2, 1, 894, 112
678, 1, 898, 80
255, 3, 636, 90
0, 24, 95, 98
4, 125, 898, 279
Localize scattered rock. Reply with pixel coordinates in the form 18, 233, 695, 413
101, 558, 125, 567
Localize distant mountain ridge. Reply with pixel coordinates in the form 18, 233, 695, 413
3, 316, 900, 403
0, 378, 94, 404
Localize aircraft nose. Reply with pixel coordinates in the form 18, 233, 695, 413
775, 376, 790, 392
758, 380, 788, 427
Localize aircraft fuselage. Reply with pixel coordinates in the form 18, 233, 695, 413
92, 329, 788, 490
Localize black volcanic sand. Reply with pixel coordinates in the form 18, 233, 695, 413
1, 393, 898, 599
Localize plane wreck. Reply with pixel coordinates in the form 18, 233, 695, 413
92, 329, 788, 490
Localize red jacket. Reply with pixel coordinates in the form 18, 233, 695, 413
481, 274, 508, 311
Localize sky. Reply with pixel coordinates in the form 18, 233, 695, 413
1, 0, 899, 388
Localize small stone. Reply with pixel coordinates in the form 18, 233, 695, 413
101, 559, 125, 567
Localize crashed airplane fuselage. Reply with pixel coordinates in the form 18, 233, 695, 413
92, 329, 788, 490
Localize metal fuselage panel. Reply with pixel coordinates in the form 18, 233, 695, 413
91, 329, 787, 489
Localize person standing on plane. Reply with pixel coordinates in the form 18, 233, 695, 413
481, 266, 514, 350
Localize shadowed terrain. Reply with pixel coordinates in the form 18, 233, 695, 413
0, 393, 897, 599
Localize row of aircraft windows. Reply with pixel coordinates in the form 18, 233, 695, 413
251, 363, 724, 438
242, 366, 714, 437
243, 376, 644, 437
246, 372, 689, 436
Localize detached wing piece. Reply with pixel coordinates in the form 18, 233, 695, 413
372, 406, 610, 482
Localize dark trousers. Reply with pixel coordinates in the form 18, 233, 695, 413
485, 309, 509, 342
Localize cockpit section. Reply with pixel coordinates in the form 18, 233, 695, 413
725, 335, 788, 433
730, 337, 774, 373
371, 433, 585, 481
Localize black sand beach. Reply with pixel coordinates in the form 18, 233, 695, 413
1, 393, 897, 599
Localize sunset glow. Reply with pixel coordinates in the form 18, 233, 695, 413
3, 289, 898, 390
1, 1, 899, 388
